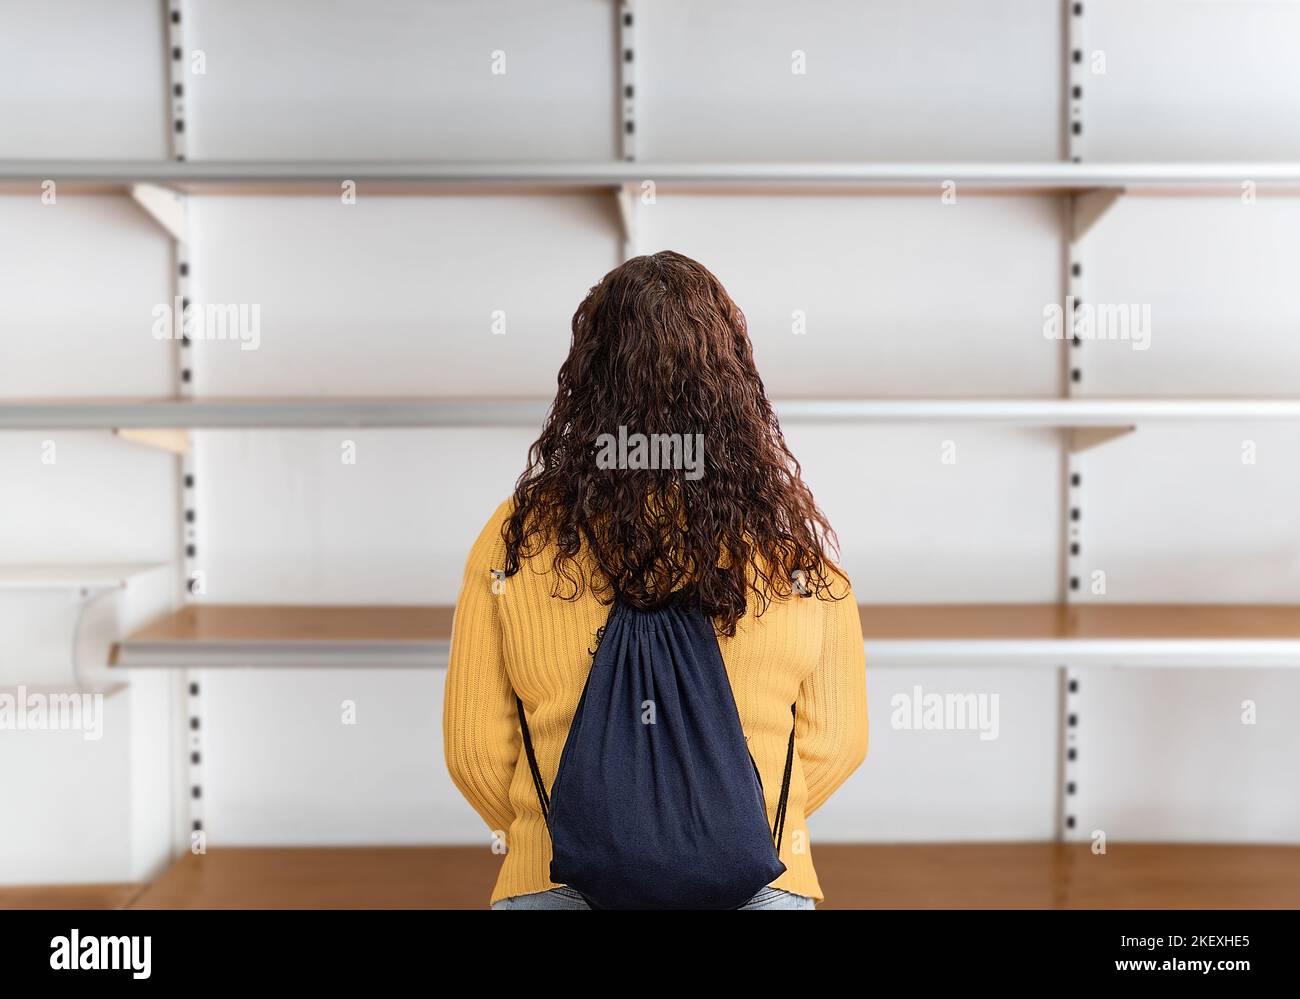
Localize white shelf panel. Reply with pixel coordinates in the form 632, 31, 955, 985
8, 397, 1300, 430
0, 563, 166, 590
867, 639, 1300, 669
0, 684, 127, 699
2, 160, 1300, 194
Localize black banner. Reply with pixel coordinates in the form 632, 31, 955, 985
0, 908, 1292, 986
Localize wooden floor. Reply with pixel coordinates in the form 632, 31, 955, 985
0, 883, 143, 910
7, 843, 1298, 909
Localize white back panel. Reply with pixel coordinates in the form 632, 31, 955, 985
201, 668, 473, 844
188, 194, 618, 396
813, 666, 1059, 842
0, 197, 172, 398
1081, 196, 1300, 395
1079, 424, 1300, 603
0, 698, 134, 883
0, 0, 165, 159
194, 429, 532, 604
786, 425, 1062, 602
638, 0, 1062, 160
1084, 0, 1300, 161
638, 195, 1064, 397
1077, 668, 1300, 841
184, 0, 617, 160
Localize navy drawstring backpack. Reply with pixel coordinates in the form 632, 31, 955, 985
514, 599, 796, 910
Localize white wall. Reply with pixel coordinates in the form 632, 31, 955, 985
3, 0, 1300, 883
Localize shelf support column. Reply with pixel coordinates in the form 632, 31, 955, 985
1058, 0, 1087, 846
616, 1, 639, 260
160, 0, 205, 859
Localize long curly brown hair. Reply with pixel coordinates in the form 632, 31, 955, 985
502, 250, 846, 636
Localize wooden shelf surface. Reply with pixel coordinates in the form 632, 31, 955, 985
125, 604, 453, 644
860, 603, 1300, 641
121, 844, 1300, 910
860, 603, 1300, 666
112, 605, 453, 668
109, 602, 1300, 669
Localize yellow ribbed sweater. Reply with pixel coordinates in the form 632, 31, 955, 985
443, 498, 869, 906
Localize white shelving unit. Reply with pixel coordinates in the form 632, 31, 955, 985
9, 0, 1300, 867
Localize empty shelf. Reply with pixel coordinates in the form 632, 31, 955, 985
111, 605, 453, 668
112, 603, 1300, 669
0, 563, 165, 590
0, 397, 549, 429
4, 160, 1300, 194
862, 604, 1300, 667
0, 683, 127, 699
9, 396, 1300, 429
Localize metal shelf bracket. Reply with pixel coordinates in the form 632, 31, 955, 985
130, 183, 189, 243
1072, 187, 1124, 243
113, 428, 192, 456
1068, 425, 1135, 454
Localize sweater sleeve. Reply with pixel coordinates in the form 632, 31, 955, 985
443, 501, 520, 837
796, 577, 869, 817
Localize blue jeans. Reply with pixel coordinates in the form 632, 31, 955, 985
491, 885, 815, 910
